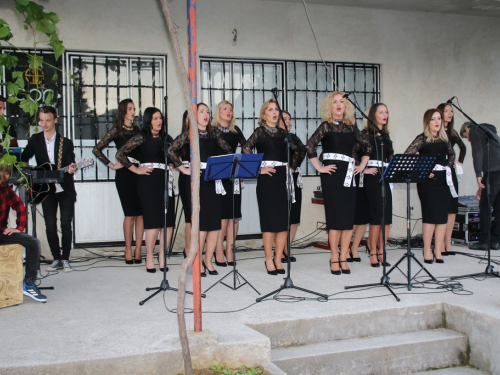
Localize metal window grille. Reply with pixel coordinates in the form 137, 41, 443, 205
200, 58, 380, 175
65, 52, 167, 182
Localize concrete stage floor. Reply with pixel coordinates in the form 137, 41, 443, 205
1, 243, 499, 374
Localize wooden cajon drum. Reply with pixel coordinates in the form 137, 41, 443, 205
0, 244, 24, 308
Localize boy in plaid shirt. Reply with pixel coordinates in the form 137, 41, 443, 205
0, 159, 46, 302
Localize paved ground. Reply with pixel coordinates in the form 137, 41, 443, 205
1, 242, 499, 372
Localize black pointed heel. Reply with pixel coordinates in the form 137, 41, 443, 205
215, 259, 227, 267
330, 260, 341, 275
265, 261, 278, 275
369, 254, 380, 267
202, 260, 218, 275
423, 250, 434, 264
125, 259, 134, 265
146, 267, 156, 273
348, 247, 361, 262
377, 252, 391, 267
433, 253, 444, 264
339, 260, 351, 274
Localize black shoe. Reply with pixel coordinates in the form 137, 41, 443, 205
200, 272, 207, 277
202, 260, 218, 275
369, 254, 380, 268
422, 250, 433, 264
273, 258, 286, 274
469, 241, 487, 250
215, 259, 227, 267
265, 261, 278, 275
146, 267, 156, 273
159, 267, 169, 272
134, 258, 142, 264
442, 249, 456, 256
377, 253, 390, 267
432, 253, 444, 264
227, 261, 236, 266
281, 253, 297, 263
125, 259, 134, 265
330, 260, 341, 275
339, 260, 351, 274
349, 248, 361, 262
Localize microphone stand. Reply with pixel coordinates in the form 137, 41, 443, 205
256, 88, 327, 302
447, 100, 500, 280
343, 94, 399, 300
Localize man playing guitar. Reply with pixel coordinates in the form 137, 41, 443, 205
21, 106, 77, 272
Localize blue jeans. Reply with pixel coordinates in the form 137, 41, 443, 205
0, 231, 41, 283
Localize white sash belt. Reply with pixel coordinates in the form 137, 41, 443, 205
233, 178, 244, 194
261, 161, 296, 203
432, 164, 458, 198
182, 161, 190, 168
128, 157, 140, 164
295, 167, 304, 189
200, 162, 226, 195
139, 163, 178, 197
322, 153, 355, 187
359, 160, 388, 187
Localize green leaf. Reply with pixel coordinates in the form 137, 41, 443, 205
44, 90, 54, 105
19, 98, 38, 115
44, 12, 59, 24
0, 23, 13, 40
49, 33, 65, 60
51, 71, 58, 82
36, 17, 55, 35
24, 2, 44, 24
28, 54, 44, 70
14, 0, 28, 14
0, 53, 19, 70
0, 153, 18, 165
6, 82, 20, 96
0, 115, 8, 134
7, 96, 18, 104
12, 71, 25, 90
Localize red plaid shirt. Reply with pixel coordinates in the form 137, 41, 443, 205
0, 181, 27, 232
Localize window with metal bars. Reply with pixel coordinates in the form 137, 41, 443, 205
66, 52, 167, 182
200, 58, 380, 176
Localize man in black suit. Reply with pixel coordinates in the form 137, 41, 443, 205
21, 106, 77, 272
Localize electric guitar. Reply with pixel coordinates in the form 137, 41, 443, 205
27, 158, 94, 205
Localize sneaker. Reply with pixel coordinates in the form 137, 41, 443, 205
61, 260, 73, 273
23, 282, 47, 303
46, 260, 62, 271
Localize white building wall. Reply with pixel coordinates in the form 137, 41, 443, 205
4, 0, 500, 249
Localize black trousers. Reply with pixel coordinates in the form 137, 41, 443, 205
41, 192, 74, 260
0, 232, 40, 284
480, 171, 500, 242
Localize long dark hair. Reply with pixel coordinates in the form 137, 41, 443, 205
437, 103, 457, 138
197, 102, 212, 132
181, 110, 190, 133
141, 107, 165, 140
115, 99, 134, 135
365, 103, 390, 135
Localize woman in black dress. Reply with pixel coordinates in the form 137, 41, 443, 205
361, 103, 394, 267
278, 110, 306, 262
405, 109, 455, 263
213, 101, 247, 266
92, 99, 144, 264
177, 111, 192, 257
437, 102, 466, 256
116, 107, 175, 273
306, 91, 372, 275
242, 99, 301, 275
168, 103, 232, 276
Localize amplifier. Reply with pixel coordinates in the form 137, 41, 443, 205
452, 211, 494, 244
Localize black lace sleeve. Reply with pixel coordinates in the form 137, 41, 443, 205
115, 133, 144, 168
167, 130, 190, 167
354, 126, 372, 161
290, 133, 306, 168
454, 133, 467, 163
215, 132, 233, 154
242, 128, 261, 154
305, 122, 329, 159
447, 141, 455, 168
404, 133, 425, 154
235, 125, 247, 148
92, 126, 119, 166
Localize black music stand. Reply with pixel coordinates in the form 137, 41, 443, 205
203, 153, 262, 294
383, 154, 438, 290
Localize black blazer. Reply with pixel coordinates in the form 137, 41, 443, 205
21, 132, 77, 201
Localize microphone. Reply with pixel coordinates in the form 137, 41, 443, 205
446, 96, 456, 104
343, 92, 351, 99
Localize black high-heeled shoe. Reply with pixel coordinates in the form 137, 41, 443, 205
349, 248, 361, 262
422, 250, 434, 264
377, 252, 391, 267
214, 257, 227, 267
202, 260, 218, 275
273, 258, 286, 274
265, 261, 278, 275
159, 267, 169, 272
125, 259, 134, 265
369, 254, 380, 267
146, 267, 156, 273
227, 261, 236, 266
330, 260, 341, 275
442, 249, 455, 256
433, 253, 444, 264
339, 260, 351, 274
134, 258, 142, 264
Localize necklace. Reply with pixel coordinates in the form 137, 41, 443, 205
265, 125, 278, 134
218, 125, 230, 133
152, 133, 160, 138
199, 128, 208, 135
122, 124, 133, 131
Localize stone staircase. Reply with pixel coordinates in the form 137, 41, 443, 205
249, 304, 490, 375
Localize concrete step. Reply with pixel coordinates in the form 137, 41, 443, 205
271, 328, 468, 375
249, 304, 444, 348
412, 367, 489, 375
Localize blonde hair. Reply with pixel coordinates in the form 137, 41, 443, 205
321, 91, 355, 125
258, 99, 278, 126
0, 156, 13, 183
423, 109, 448, 143
212, 100, 236, 133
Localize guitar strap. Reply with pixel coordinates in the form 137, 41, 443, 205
57, 135, 63, 170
